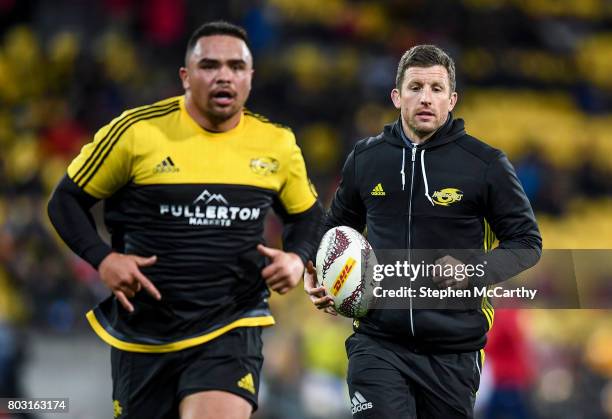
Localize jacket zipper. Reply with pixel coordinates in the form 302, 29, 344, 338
407, 145, 417, 336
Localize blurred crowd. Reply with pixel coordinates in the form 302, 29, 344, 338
1, 0, 612, 418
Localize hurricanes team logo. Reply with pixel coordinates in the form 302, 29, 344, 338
113, 400, 123, 418
250, 157, 279, 175
431, 188, 463, 206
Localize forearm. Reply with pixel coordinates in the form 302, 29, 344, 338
472, 152, 543, 286
470, 244, 541, 287
282, 201, 325, 264
47, 175, 112, 268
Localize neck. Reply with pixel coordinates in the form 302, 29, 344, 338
401, 114, 449, 145
401, 120, 434, 145
405, 128, 433, 145
184, 94, 241, 132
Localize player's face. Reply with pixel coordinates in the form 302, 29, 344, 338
181, 35, 253, 123
391, 65, 458, 141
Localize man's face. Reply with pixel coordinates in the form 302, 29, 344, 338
180, 35, 253, 123
391, 65, 458, 141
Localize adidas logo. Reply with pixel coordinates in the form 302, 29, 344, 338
154, 156, 179, 173
371, 183, 386, 196
237, 373, 256, 394
351, 391, 373, 414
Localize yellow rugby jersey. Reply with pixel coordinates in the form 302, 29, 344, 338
67, 96, 317, 353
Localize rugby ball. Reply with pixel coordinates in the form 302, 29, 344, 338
316, 226, 377, 318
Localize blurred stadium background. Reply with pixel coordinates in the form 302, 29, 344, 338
1, 0, 612, 418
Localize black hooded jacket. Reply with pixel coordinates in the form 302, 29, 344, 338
324, 114, 542, 352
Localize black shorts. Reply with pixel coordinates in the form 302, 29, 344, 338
345, 333, 482, 419
111, 326, 263, 419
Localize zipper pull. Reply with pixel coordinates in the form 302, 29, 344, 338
411, 146, 417, 162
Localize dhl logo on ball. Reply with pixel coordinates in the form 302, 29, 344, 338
331, 257, 356, 296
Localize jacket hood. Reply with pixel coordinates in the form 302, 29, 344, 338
383, 113, 466, 150
386, 114, 467, 203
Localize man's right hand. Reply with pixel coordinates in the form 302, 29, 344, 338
303, 261, 337, 316
98, 252, 162, 312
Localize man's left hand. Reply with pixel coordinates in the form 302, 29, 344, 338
257, 244, 304, 295
432, 255, 470, 290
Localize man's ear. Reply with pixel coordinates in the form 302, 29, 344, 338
179, 67, 189, 90
391, 88, 401, 109
448, 91, 458, 112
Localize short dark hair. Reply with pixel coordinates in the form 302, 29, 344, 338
395, 45, 456, 93
185, 21, 249, 62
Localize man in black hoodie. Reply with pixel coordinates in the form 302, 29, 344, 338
305, 45, 542, 418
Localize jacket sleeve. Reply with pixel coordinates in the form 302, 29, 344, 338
323, 148, 367, 235
471, 151, 543, 287
47, 174, 113, 269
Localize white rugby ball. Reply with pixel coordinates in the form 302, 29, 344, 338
316, 226, 377, 318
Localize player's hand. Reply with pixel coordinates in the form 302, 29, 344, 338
303, 261, 337, 316
98, 252, 162, 312
257, 244, 304, 295
432, 255, 470, 290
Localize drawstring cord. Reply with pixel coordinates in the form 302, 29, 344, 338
421, 149, 434, 206
401, 148, 406, 191
401, 145, 434, 206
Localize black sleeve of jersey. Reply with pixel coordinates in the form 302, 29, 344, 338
323, 149, 367, 235
471, 152, 543, 287
47, 175, 113, 269
273, 200, 324, 264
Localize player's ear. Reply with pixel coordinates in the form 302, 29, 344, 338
247, 69, 254, 91
179, 67, 189, 90
391, 88, 401, 109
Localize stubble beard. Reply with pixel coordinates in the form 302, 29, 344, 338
406, 115, 436, 140
198, 97, 243, 127
207, 105, 239, 123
